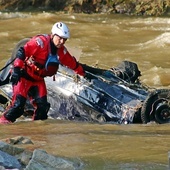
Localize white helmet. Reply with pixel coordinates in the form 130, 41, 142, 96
51, 22, 70, 39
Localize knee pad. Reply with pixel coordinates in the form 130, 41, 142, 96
5, 94, 26, 122
33, 102, 50, 120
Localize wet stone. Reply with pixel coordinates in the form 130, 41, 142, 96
0, 150, 21, 169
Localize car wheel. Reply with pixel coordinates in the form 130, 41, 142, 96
141, 89, 170, 124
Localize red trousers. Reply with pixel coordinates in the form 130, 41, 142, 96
4, 77, 50, 122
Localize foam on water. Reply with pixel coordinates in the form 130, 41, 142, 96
139, 32, 170, 48
0, 12, 30, 19
141, 66, 170, 87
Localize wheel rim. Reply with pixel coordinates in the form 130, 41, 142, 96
141, 89, 170, 124
155, 102, 170, 123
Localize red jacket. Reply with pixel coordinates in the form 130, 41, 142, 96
14, 34, 85, 81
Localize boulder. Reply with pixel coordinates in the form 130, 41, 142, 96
0, 150, 21, 169
25, 149, 83, 170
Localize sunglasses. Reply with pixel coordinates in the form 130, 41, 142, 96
55, 34, 67, 42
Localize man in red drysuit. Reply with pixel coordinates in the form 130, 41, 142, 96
0, 22, 85, 124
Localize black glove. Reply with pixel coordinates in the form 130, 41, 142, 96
10, 67, 21, 85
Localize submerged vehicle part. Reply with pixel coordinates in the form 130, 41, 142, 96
141, 89, 170, 124
0, 38, 170, 124
45, 65, 145, 124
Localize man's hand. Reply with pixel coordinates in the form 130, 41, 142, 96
10, 67, 21, 85
73, 74, 81, 83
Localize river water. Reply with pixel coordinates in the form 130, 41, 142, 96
0, 12, 170, 169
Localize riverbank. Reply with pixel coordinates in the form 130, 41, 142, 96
0, 0, 170, 16
0, 137, 83, 169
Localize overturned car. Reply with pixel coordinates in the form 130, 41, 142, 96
0, 38, 170, 124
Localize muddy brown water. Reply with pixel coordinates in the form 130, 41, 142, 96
0, 12, 170, 169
